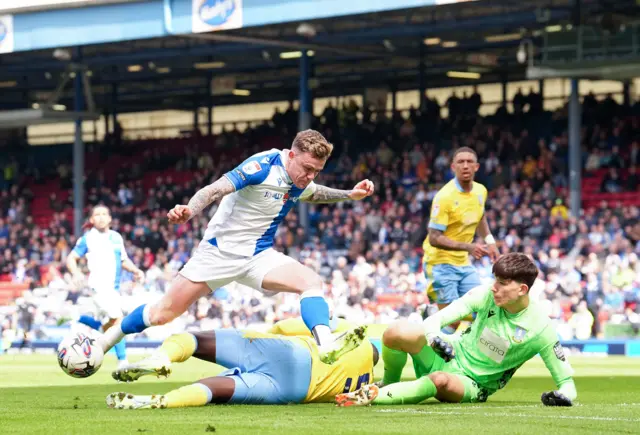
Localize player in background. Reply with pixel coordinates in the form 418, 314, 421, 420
336, 253, 576, 407
99, 130, 375, 368
106, 321, 376, 409
65, 205, 145, 368
422, 147, 499, 331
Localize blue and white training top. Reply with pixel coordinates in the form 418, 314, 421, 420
72, 228, 129, 292
203, 148, 317, 257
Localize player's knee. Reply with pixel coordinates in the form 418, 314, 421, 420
428, 371, 451, 390
383, 320, 423, 352
382, 322, 405, 348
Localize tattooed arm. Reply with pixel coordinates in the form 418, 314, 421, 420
303, 185, 354, 204
187, 176, 236, 216
167, 176, 235, 224
303, 179, 374, 204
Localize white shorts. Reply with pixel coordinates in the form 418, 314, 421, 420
92, 288, 124, 320
179, 242, 298, 295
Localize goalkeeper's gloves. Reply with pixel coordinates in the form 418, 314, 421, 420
429, 336, 455, 362
541, 390, 573, 407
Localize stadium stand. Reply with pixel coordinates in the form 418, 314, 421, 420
1, 92, 639, 347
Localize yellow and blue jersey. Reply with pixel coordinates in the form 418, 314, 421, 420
300, 334, 374, 403
267, 318, 374, 403
422, 178, 488, 267
268, 317, 354, 337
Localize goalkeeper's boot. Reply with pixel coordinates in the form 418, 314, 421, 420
112, 352, 172, 382
319, 325, 368, 365
106, 392, 167, 410
335, 384, 379, 407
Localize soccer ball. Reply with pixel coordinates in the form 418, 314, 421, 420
57, 333, 104, 378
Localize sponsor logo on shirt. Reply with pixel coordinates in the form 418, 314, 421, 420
478, 328, 509, 363
234, 169, 246, 181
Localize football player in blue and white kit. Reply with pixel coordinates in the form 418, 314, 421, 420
101, 130, 375, 375
65, 205, 145, 368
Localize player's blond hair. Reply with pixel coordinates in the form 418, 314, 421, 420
292, 129, 333, 160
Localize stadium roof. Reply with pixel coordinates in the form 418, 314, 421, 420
1, 0, 639, 114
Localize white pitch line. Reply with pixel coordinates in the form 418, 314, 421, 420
420, 404, 541, 411
374, 409, 640, 422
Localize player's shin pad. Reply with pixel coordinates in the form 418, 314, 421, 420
373, 376, 437, 405
159, 333, 197, 363
381, 345, 407, 386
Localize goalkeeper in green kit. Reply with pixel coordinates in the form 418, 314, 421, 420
336, 253, 577, 407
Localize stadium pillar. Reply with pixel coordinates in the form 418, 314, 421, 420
104, 109, 110, 137
207, 72, 213, 137
391, 86, 397, 113
111, 83, 118, 131
298, 50, 312, 236
73, 48, 85, 238
501, 75, 507, 107
623, 80, 631, 108
568, 78, 582, 218
419, 44, 426, 112
193, 98, 199, 132
539, 79, 545, 105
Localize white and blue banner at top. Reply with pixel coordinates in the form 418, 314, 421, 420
192, 0, 243, 34
0, 15, 14, 54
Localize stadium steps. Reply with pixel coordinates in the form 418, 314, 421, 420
0, 282, 29, 305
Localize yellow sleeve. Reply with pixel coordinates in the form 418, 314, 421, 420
268, 318, 310, 336
268, 318, 355, 337
428, 192, 451, 231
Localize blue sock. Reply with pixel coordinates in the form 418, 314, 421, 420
300, 296, 330, 332
114, 339, 127, 361
78, 315, 102, 331
120, 304, 150, 334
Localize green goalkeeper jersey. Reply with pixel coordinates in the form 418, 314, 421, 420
424, 284, 576, 396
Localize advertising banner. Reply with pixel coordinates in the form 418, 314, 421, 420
0, 15, 14, 54
192, 0, 243, 34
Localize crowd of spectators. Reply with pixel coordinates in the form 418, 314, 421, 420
1, 90, 640, 348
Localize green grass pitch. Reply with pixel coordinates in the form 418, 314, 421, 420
1, 353, 639, 434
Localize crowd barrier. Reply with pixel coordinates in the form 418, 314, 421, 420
3, 336, 640, 357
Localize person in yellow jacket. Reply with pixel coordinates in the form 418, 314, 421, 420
106, 319, 377, 409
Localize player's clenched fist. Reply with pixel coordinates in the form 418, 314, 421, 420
167, 204, 193, 224
349, 179, 375, 200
